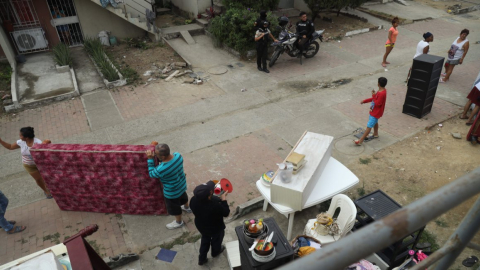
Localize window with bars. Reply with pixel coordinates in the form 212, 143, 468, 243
0, 0, 41, 28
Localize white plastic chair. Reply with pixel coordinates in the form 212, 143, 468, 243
304, 194, 357, 245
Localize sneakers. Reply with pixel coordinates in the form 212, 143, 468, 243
166, 220, 184, 230
181, 205, 192, 213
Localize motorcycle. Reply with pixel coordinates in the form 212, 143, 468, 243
269, 19, 324, 67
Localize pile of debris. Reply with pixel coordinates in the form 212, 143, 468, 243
1, 93, 12, 106
143, 62, 203, 84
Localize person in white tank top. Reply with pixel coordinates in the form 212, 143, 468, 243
406, 32, 433, 83
441, 29, 470, 83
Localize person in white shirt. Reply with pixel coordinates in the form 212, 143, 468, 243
440, 29, 469, 83
0, 127, 53, 199
406, 32, 433, 83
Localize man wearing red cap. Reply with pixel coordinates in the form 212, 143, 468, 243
190, 181, 230, 265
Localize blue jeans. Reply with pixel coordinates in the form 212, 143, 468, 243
0, 190, 14, 232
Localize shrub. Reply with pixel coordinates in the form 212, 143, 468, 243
83, 37, 120, 82
222, 0, 280, 11
209, 8, 279, 54
52, 43, 72, 67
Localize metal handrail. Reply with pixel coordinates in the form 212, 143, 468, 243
277, 167, 480, 270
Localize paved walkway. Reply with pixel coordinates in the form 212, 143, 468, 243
1, 8, 480, 267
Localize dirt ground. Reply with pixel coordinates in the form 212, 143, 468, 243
105, 41, 184, 84
347, 116, 480, 269
289, 11, 376, 40
155, 13, 192, 29
416, 0, 477, 13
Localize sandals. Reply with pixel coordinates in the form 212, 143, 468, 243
353, 140, 362, 146
44, 192, 53, 199
381, 63, 387, 67
7, 226, 26, 234
0, 220, 16, 229
462, 256, 479, 267
439, 78, 447, 83
466, 122, 473, 126
367, 135, 379, 140
460, 115, 469, 119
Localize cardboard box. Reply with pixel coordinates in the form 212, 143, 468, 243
270, 132, 333, 211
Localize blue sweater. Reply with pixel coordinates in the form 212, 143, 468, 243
147, 152, 187, 199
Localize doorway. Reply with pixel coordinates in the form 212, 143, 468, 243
46, 0, 84, 46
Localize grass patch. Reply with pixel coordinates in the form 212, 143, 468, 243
359, 157, 371, 165
0, 62, 12, 91
52, 43, 72, 66
434, 219, 449, 228
357, 183, 366, 197
43, 232, 61, 244
84, 37, 120, 82
229, 201, 235, 207
87, 239, 106, 256
159, 232, 201, 250
418, 230, 440, 252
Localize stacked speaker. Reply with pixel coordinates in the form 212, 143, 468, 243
403, 54, 445, 118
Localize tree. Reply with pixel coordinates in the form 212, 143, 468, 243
302, 0, 332, 21
222, 0, 280, 11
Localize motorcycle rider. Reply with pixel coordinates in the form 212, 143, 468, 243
255, 20, 278, 73
296, 11, 315, 57
254, 10, 267, 31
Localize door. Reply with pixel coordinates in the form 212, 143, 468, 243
278, 0, 294, 8
46, 0, 84, 46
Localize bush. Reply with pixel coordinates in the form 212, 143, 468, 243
83, 37, 120, 82
222, 0, 280, 11
209, 8, 279, 54
52, 43, 72, 67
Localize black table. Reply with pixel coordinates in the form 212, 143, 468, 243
235, 217, 294, 270
354, 190, 424, 270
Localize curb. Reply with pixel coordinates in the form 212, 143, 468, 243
225, 196, 265, 224
345, 25, 384, 37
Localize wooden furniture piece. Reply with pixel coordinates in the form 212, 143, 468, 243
235, 218, 294, 270
257, 157, 359, 240
271, 132, 334, 211
354, 190, 425, 269
403, 54, 445, 118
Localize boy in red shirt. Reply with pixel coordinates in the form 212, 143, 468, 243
354, 77, 388, 146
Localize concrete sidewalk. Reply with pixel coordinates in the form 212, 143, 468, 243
1, 9, 479, 268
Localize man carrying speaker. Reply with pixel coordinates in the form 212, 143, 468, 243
190, 181, 230, 265
354, 77, 388, 146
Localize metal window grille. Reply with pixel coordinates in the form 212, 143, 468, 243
46, 0, 84, 47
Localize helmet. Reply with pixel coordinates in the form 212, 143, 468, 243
278, 16, 289, 27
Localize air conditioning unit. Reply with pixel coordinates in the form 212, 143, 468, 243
12, 28, 48, 52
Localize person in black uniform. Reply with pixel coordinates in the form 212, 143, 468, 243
255, 20, 278, 73
254, 10, 267, 31
296, 11, 315, 56
190, 181, 230, 265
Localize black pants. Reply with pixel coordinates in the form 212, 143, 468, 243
199, 230, 225, 262
297, 37, 309, 52
256, 42, 268, 69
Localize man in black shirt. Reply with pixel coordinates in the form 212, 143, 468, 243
254, 10, 267, 31
190, 181, 230, 265
296, 11, 315, 56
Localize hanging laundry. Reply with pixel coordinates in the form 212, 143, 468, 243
100, 0, 118, 8
146, 9, 159, 33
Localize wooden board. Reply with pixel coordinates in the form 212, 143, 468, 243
226, 240, 241, 270
270, 132, 333, 211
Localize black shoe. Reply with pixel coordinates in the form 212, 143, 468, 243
258, 67, 263, 71
198, 258, 208, 265
212, 245, 226, 257
263, 68, 270, 73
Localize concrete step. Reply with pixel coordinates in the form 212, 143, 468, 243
201, 13, 209, 19
156, 7, 170, 15
180, 30, 195, 45
196, 18, 209, 28
394, 0, 410, 5
162, 24, 204, 40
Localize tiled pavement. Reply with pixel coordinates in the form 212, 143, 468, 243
0, 99, 89, 155
0, 198, 128, 265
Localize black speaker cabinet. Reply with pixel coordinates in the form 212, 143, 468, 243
403, 54, 445, 119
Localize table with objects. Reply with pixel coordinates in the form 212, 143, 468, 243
256, 157, 359, 240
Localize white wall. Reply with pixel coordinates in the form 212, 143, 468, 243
171, 0, 198, 17
197, 0, 211, 14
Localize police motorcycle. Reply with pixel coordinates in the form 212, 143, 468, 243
269, 16, 324, 67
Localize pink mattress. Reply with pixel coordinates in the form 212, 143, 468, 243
30, 144, 167, 215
